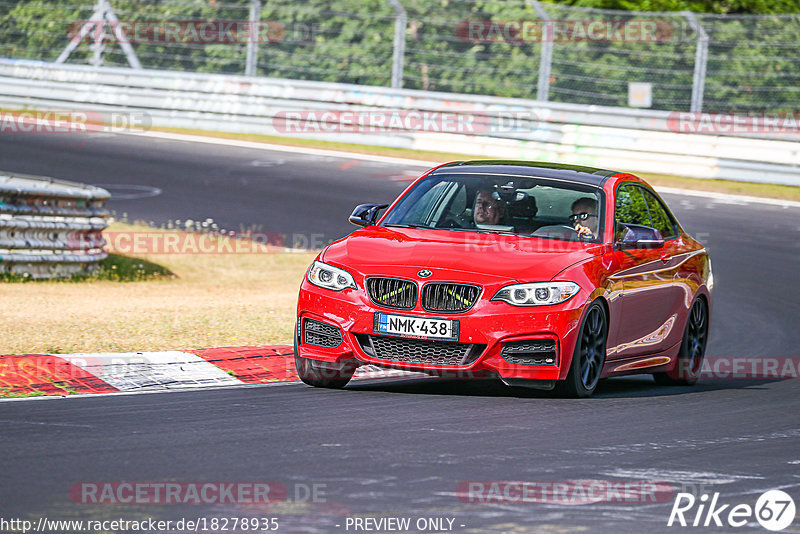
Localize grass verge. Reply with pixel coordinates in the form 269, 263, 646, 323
1, 253, 174, 283
0, 222, 315, 354
154, 126, 800, 203
0, 389, 47, 398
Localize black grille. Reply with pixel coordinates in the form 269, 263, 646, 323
356, 334, 485, 367
367, 277, 417, 310
303, 319, 343, 348
501, 340, 557, 366
422, 283, 481, 313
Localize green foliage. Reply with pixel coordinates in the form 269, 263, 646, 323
91, 254, 175, 281
1, 0, 798, 111
615, 183, 652, 226
0, 388, 47, 398
548, 0, 800, 15
0, 254, 174, 283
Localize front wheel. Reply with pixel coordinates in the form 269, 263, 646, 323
557, 301, 608, 398
654, 297, 708, 386
294, 335, 354, 389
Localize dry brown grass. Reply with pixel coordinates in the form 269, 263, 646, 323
0, 223, 315, 354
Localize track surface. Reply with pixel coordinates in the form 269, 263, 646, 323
0, 132, 414, 244
1, 132, 799, 533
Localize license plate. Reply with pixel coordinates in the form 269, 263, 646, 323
374, 313, 459, 341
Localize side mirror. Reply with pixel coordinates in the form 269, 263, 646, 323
348, 203, 388, 227
615, 224, 665, 249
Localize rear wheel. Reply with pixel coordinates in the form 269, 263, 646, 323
293, 332, 354, 389
654, 298, 708, 386
557, 301, 608, 398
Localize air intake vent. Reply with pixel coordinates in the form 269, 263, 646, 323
501, 339, 557, 366
367, 277, 417, 310
303, 318, 343, 348
356, 334, 485, 367
422, 283, 481, 313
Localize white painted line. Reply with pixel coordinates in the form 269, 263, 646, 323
125, 130, 438, 168
657, 186, 800, 209
602, 468, 765, 485
0, 380, 300, 403
58, 351, 242, 391
0, 365, 435, 402
120, 129, 800, 209
353, 365, 427, 380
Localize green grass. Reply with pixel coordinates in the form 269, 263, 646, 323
0, 254, 174, 283
92, 254, 175, 281
635, 173, 800, 203
0, 388, 47, 398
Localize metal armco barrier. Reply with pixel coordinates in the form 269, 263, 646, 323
0, 172, 109, 279
0, 59, 798, 186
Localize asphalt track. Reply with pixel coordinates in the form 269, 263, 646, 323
1, 131, 799, 533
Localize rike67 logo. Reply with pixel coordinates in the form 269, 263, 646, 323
668, 490, 796, 531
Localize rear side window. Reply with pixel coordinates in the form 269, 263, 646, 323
641, 188, 677, 238
615, 184, 651, 226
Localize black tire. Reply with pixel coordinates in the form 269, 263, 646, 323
293, 330, 354, 389
654, 297, 708, 386
557, 301, 608, 398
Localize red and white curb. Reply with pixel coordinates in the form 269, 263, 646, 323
0, 346, 424, 398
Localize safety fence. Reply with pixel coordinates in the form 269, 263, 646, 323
0, 59, 797, 186
0, 171, 109, 279
1, 0, 799, 113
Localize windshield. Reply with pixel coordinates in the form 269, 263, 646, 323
381, 173, 604, 242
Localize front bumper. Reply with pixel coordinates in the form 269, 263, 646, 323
296, 279, 588, 381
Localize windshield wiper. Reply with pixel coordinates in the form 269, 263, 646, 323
383, 223, 432, 229
477, 229, 517, 235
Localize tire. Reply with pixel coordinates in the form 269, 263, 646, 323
293, 332, 354, 389
557, 301, 608, 398
654, 297, 708, 386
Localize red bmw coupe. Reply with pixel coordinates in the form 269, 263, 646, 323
295, 161, 712, 397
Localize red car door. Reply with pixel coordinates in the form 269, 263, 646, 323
608, 184, 687, 360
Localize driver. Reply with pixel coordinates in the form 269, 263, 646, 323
570, 197, 599, 238
474, 189, 505, 225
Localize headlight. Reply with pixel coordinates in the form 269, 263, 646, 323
307, 261, 356, 291
492, 281, 580, 306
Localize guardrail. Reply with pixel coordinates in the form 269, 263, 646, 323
0, 59, 798, 186
0, 172, 109, 279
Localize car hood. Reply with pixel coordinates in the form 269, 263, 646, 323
322, 226, 603, 283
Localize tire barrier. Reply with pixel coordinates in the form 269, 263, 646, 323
0, 172, 109, 279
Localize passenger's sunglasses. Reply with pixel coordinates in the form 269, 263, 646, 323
569, 212, 597, 222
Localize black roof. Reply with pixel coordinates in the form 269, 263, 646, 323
430, 160, 619, 187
